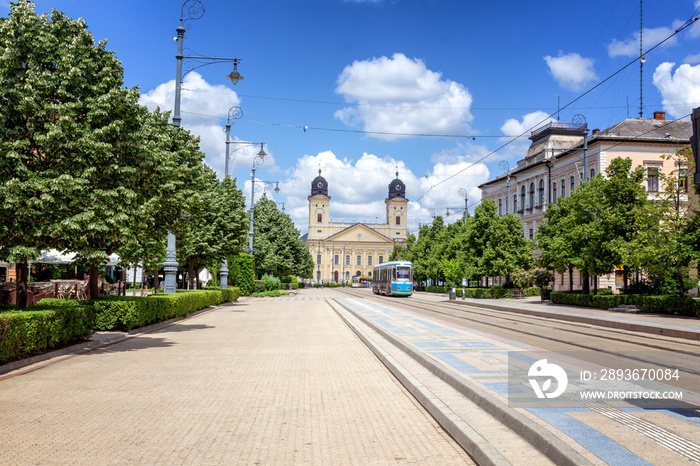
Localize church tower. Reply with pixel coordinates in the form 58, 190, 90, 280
385, 171, 408, 242
308, 169, 330, 240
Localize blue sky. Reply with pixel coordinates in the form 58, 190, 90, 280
10, 0, 700, 235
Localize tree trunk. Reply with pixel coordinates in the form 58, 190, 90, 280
677, 266, 686, 297
623, 267, 629, 293
15, 259, 28, 308
188, 257, 195, 290
132, 267, 137, 296
196, 267, 200, 290
89, 265, 99, 299
568, 267, 573, 291
593, 275, 598, 295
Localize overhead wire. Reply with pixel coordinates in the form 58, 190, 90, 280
404, 12, 700, 213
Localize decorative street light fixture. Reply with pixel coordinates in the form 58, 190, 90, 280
165, 0, 247, 294
499, 161, 513, 215
247, 144, 281, 255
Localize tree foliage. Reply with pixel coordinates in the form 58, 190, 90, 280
252, 196, 313, 279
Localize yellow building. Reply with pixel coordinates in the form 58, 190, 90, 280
303, 170, 408, 284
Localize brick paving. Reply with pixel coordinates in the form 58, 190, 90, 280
0, 289, 470, 465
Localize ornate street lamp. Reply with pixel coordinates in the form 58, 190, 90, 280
248, 144, 281, 254
165, 0, 247, 294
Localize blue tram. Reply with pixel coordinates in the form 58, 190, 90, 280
372, 261, 413, 296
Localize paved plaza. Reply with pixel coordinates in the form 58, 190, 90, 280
0, 289, 469, 465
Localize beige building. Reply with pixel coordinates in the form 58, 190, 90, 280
479, 111, 692, 291
302, 170, 408, 284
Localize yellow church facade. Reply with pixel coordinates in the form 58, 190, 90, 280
303, 171, 408, 284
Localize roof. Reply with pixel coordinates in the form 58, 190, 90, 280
479, 117, 692, 188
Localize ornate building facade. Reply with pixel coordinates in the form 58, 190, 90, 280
479, 111, 693, 291
303, 170, 408, 283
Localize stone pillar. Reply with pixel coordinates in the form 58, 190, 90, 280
163, 231, 178, 294
220, 259, 228, 289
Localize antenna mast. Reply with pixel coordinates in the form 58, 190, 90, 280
639, 0, 644, 118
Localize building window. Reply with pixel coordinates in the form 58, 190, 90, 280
561, 179, 566, 198
538, 179, 544, 205
368, 256, 373, 266
345, 255, 350, 265
396, 215, 400, 226
552, 183, 557, 203
590, 168, 595, 178
520, 186, 525, 211
513, 194, 518, 212
647, 167, 659, 192
334, 255, 339, 265
529, 183, 535, 208
379, 256, 384, 264
498, 199, 502, 216
529, 228, 534, 239
357, 255, 361, 266
570, 175, 575, 194
317, 213, 322, 223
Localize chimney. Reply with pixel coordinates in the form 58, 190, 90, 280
592, 128, 600, 135
653, 111, 666, 120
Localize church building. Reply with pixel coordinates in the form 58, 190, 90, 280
303, 170, 408, 284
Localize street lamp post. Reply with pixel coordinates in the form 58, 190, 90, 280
247, 144, 280, 255
499, 161, 511, 215
166, 0, 245, 294
219, 106, 243, 290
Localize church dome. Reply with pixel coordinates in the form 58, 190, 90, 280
311, 169, 329, 197
388, 172, 406, 199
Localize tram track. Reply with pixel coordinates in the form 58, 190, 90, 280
337, 288, 700, 393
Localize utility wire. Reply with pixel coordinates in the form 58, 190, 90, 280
406, 13, 700, 213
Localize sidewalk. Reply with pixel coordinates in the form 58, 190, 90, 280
419, 292, 700, 341
0, 289, 469, 465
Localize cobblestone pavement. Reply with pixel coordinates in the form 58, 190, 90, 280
0, 289, 470, 465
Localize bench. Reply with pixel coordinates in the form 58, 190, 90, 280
513, 289, 524, 299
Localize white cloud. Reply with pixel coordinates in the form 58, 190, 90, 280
280, 150, 489, 234
652, 62, 700, 118
334, 53, 473, 140
544, 52, 598, 91
501, 111, 555, 139
607, 23, 683, 57
139, 72, 243, 178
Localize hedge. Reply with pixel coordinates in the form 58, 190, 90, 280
0, 288, 241, 363
423, 285, 539, 299
94, 288, 240, 332
0, 303, 96, 364
550, 291, 700, 317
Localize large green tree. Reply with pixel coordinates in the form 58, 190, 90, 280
252, 196, 313, 279
0, 3, 185, 305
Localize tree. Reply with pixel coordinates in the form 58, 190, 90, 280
638, 146, 699, 296
0, 4, 189, 305
252, 196, 313, 278
538, 158, 656, 294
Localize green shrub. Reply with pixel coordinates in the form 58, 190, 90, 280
261, 275, 281, 292
252, 290, 282, 297
550, 291, 700, 316
230, 253, 255, 295
93, 289, 239, 332
0, 304, 96, 364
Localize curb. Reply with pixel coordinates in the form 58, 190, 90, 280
332, 298, 592, 466
450, 300, 700, 341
